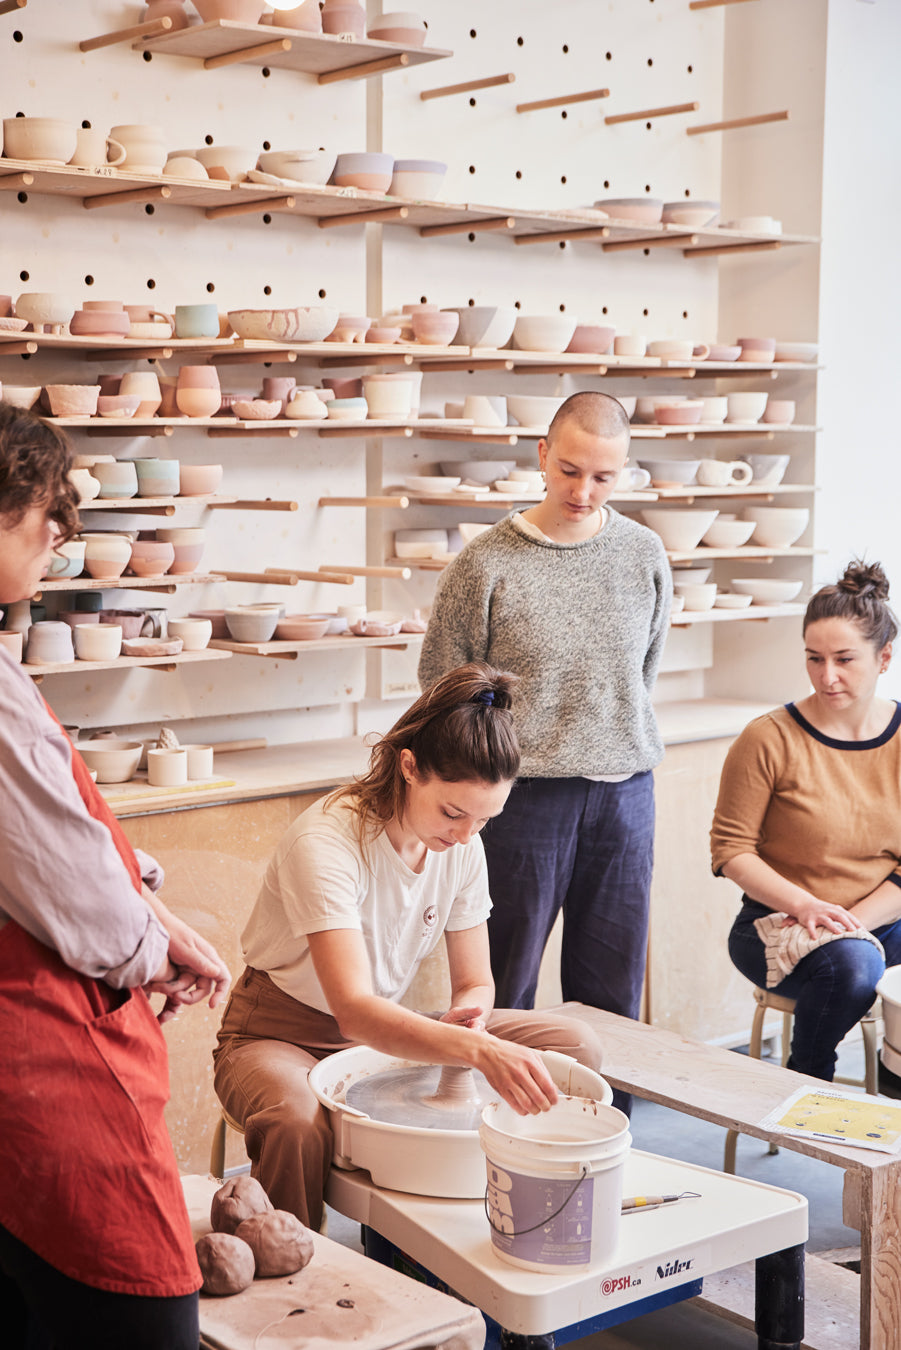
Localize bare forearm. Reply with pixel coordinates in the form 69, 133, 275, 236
337, 993, 490, 1067
722, 853, 818, 917
848, 880, 901, 932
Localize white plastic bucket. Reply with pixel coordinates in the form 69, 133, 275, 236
480, 1094, 631, 1273
876, 966, 901, 1053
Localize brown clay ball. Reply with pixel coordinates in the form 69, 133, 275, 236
210, 1175, 274, 1236
195, 1232, 256, 1296
235, 1210, 314, 1278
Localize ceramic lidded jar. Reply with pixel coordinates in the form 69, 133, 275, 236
176, 366, 221, 419
321, 0, 366, 38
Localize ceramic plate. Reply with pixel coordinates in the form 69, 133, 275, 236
0, 316, 29, 332
247, 168, 312, 189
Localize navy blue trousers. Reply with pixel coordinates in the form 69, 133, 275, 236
729, 898, 901, 1081
482, 773, 655, 1019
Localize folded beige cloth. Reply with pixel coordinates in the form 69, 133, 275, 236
753, 911, 885, 989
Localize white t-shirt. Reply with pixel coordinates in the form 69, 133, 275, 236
241, 796, 492, 1013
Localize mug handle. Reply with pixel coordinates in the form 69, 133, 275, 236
139, 614, 155, 637
105, 137, 127, 167
633, 468, 652, 488
692, 343, 710, 360
730, 461, 754, 485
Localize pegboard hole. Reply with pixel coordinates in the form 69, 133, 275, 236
147, 278, 156, 289
145, 203, 155, 215
467, 232, 476, 242
647, 58, 653, 66
419, 295, 428, 305
19, 270, 28, 282
206, 282, 215, 293
642, 307, 649, 316
560, 175, 567, 184
515, 169, 522, 179
516, 36, 524, 46
645, 184, 652, 193
16, 191, 27, 204
558, 241, 566, 250
262, 140, 271, 151
559, 303, 566, 313
469, 97, 476, 107
318, 288, 327, 299
602, 306, 608, 315
13, 30, 23, 42
603, 179, 610, 189
468, 164, 476, 174
560, 110, 567, 119
467, 298, 475, 307
262, 67, 271, 77
470, 28, 477, 38
682, 310, 689, 319
84, 275, 94, 286
81, 119, 92, 130
143, 50, 152, 61
562, 44, 569, 53
687, 64, 693, 73
684, 187, 691, 197
264, 285, 272, 296
514, 300, 522, 310
204, 134, 214, 145
606, 51, 612, 60
646, 122, 652, 130
262, 213, 272, 224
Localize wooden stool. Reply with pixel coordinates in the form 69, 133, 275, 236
209, 1106, 246, 1178
723, 985, 880, 1173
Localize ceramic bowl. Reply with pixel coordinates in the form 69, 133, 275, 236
24, 621, 75, 665
322, 376, 363, 400
363, 376, 414, 419
730, 578, 803, 605
405, 475, 458, 493
445, 306, 517, 349
613, 335, 647, 357
565, 325, 616, 355
97, 394, 141, 419
394, 528, 449, 558
369, 12, 428, 45
672, 566, 712, 586
662, 200, 720, 228
232, 398, 282, 420
646, 340, 708, 361
193, 0, 265, 19
700, 519, 756, 549
741, 454, 790, 485
365, 326, 402, 344
706, 344, 742, 362
15, 292, 75, 333
725, 216, 782, 235
654, 401, 704, 426
118, 371, 162, 417
327, 397, 368, 420
69, 308, 131, 340
640, 509, 719, 551
636, 459, 700, 487
762, 399, 796, 425
506, 394, 565, 427
738, 336, 776, 363
92, 460, 139, 499
742, 507, 809, 549
45, 539, 86, 579
82, 532, 133, 580
698, 397, 728, 424
390, 159, 447, 199
411, 310, 459, 345
163, 156, 209, 180
674, 582, 717, 611
74, 623, 122, 662
225, 606, 280, 643
156, 526, 205, 575
128, 539, 175, 577
332, 152, 394, 193
274, 614, 331, 641
594, 197, 664, 224
167, 617, 212, 650
46, 384, 100, 418
512, 314, 578, 353
775, 342, 818, 364
194, 142, 250, 179
178, 463, 223, 495
74, 740, 142, 783
493, 479, 537, 495
3, 116, 77, 164
190, 609, 229, 639
2, 384, 41, 410
175, 386, 221, 418
256, 148, 336, 185
725, 391, 768, 423
714, 592, 754, 609
439, 460, 516, 485
226, 306, 340, 342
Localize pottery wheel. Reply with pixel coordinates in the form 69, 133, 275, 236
345, 1064, 495, 1131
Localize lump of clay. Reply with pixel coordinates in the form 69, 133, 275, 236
211, 1175, 274, 1236
196, 1232, 255, 1296
235, 1210, 314, 1278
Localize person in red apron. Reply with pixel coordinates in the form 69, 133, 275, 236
0, 403, 231, 1349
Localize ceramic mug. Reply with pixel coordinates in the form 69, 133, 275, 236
182, 743, 214, 779
100, 610, 154, 639
696, 459, 754, 488
616, 466, 652, 491
147, 748, 188, 788
69, 127, 127, 169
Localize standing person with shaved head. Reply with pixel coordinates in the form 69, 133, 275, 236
419, 392, 671, 1085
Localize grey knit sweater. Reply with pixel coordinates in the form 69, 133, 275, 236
418, 510, 672, 778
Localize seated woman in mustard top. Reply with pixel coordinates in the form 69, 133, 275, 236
711, 561, 901, 1082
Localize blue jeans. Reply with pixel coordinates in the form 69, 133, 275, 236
482, 773, 655, 1018
729, 898, 901, 1081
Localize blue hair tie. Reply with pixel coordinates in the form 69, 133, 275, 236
476, 690, 496, 707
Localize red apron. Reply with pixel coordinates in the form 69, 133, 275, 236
0, 708, 200, 1296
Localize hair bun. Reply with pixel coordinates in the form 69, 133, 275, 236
838, 560, 890, 602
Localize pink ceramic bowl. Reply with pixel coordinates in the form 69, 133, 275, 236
274, 614, 330, 641
332, 152, 394, 193
566, 325, 616, 355
128, 540, 175, 577
69, 308, 131, 340
411, 310, 459, 345
178, 463, 224, 495
654, 401, 704, 425
190, 610, 229, 639
46, 384, 101, 418
706, 344, 742, 362
97, 394, 141, 419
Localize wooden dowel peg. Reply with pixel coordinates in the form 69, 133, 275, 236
205, 195, 295, 221
207, 426, 299, 438
319, 495, 410, 508
264, 568, 354, 586
515, 226, 610, 246
318, 424, 413, 438
605, 101, 699, 126
420, 72, 515, 101
602, 233, 699, 253
84, 423, 174, 437
214, 348, 298, 365
86, 346, 174, 361
516, 87, 610, 114
203, 38, 292, 71
426, 358, 515, 373
0, 340, 37, 356
220, 570, 299, 585
687, 239, 782, 258
420, 216, 515, 239
0, 172, 34, 190
317, 52, 410, 84
687, 110, 789, 136
690, 0, 758, 9
318, 205, 410, 228
0, 0, 27, 14
79, 15, 171, 51
319, 352, 414, 368
320, 564, 412, 581
208, 499, 299, 511
83, 184, 172, 210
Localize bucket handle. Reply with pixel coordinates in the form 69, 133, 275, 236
484, 1166, 588, 1237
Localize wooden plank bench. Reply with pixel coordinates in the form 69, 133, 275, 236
560, 1003, 901, 1350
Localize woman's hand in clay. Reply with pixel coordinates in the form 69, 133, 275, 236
475, 1037, 558, 1115
440, 1004, 487, 1034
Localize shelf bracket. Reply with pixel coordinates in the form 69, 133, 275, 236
318, 351, 414, 368
0, 0, 27, 13
0, 340, 38, 356
203, 37, 292, 70
317, 205, 410, 228
205, 194, 295, 221
79, 15, 172, 51
317, 424, 413, 438
685, 239, 783, 258
84, 424, 174, 437
206, 426, 299, 438
83, 184, 173, 210
0, 172, 34, 190
419, 216, 515, 239
317, 52, 410, 84
263, 567, 356, 586
319, 564, 412, 580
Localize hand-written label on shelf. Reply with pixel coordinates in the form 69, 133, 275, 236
90, 166, 118, 177
336, 32, 358, 42
336, 187, 357, 197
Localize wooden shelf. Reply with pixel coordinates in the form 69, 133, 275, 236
208, 632, 425, 658
24, 648, 232, 679
132, 20, 452, 79
35, 570, 224, 596
665, 546, 815, 563
670, 603, 805, 626
80, 494, 236, 514
407, 483, 815, 509
649, 483, 815, 502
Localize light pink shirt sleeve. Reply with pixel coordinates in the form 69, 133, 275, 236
0, 653, 169, 987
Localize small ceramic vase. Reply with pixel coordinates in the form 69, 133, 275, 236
261, 376, 296, 411
155, 527, 205, 575
321, 0, 366, 37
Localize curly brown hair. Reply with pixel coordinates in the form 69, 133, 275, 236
329, 662, 520, 847
0, 402, 80, 542
804, 560, 899, 651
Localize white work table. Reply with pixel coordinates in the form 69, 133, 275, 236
326, 1149, 808, 1346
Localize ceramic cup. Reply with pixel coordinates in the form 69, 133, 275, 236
0, 631, 23, 662
613, 335, 647, 358
147, 747, 188, 788
174, 303, 220, 339
616, 466, 652, 490
100, 610, 154, 639
109, 124, 167, 175
74, 623, 122, 661
695, 459, 754, 488
182, 743, 214, 779
167, 617, 212, 651
69, 127, 127, 169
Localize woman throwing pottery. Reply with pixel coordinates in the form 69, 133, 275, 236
213, 663, 603, 1231
712, 561, 901, 1082
0, 403, 230, 1349
418, 392, 672, 1045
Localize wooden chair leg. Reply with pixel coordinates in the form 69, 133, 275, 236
724, 1127, 739, 1174
862, 1014, 879, 1096
210, 1113, 227, 1178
